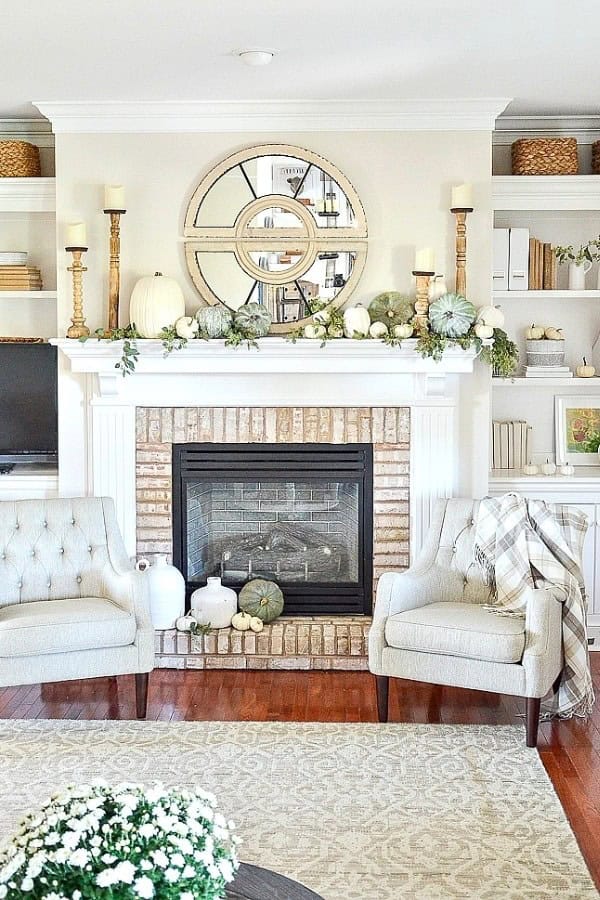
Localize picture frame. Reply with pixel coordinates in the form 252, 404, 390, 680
555, 395, 600, 466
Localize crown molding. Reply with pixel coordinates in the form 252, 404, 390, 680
494, 114, 600, 144
33, 98, 511, 133
0, 117, 54, 147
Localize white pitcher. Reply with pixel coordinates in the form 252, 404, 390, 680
568, 260, 592, 291
136, 555, 185, 629
191, 577, 238, 629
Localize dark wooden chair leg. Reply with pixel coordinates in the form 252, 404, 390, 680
135, 673, 149, 719
552, 672, 562, 694
375, 675, 389, 723
526, 697, 541, 748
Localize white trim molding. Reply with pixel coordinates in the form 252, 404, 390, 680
33, 98, 511, 134
494, 115, 600, 145
0, 117, 54, 148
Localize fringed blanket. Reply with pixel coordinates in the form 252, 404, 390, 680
474, 494, 594, 719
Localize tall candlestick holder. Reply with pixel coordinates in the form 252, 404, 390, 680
104, 208, 126, 331
65, 247, 90, 338
412, 270, 434, 332
450, 206, 473, 297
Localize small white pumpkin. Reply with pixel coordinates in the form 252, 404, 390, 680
175, 315, 199, 340
369, 321, 388, 339
476, 304, 505, 329
304, 322, 327, 340
129, 272, 186, 338
541, 458, 557, 476
327, 323, 344, 339
559, 463, 575, 476
176, 615, 197, 632
522, 463, 539, 476
525, 323, 545, 340
313, 307, 331, 325
474, 323, 494, 340
249, 616, 264, 633
393, 323, 414, 339
544, 326, 563, 341
576, 357, 596, 378
231, 611, 252, 631
343, 303, 371, 338
428, 275, 448, 302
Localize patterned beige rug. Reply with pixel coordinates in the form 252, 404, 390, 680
0, 721, 595, 899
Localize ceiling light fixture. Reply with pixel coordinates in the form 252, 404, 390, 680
236, 48, 278, 67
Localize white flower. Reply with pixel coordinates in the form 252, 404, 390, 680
112, 861, 136, 884
61, 831, 79, 850
69, 848, 89, 867
182, 866, 195, 879
219, 858, 235, 881
101, 853, 116, 865
138, 824, 156, 840
180, 893, 194, 900
133, 875, 154, 898
44, 832, 60, 846
151, 849, 169, 868
164, 868, 180, 883
21, 877, 34, 891
170, 852, 185, 868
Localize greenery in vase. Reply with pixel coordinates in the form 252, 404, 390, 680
554, 236, 600, 266
0, 781, 239, 899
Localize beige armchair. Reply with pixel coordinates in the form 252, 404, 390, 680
0, 497, 154, 716
369, 498, 564, 746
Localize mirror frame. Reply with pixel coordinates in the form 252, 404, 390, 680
183, 143, 368, 334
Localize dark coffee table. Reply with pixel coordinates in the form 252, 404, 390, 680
226, 863, 324, 899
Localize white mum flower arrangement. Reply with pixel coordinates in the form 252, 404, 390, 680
0, 781, 239, 899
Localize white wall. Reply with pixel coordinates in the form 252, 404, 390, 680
54, 129, 493, 497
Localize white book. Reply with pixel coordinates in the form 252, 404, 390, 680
526, 425, 533, 465
520, 422, 528, 471
508, 423, 514, 469
493, 228, 509, 291
492, 421, 501, 470
500, 422, 509, 469
509, 227, 530, 291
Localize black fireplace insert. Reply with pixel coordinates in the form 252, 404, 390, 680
172, 443, 373, 615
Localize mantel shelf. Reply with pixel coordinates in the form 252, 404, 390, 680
51, 337, 481, 378
492, 175, 600, 211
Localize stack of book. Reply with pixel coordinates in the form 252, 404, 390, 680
524, 365, 572, 379
528, 238, 557, 290
492, 420, 532, 470
0, 266, 43, 291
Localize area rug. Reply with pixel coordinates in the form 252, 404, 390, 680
0, 721, 595, 899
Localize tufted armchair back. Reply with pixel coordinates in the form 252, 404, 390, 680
0, 497, 130, 608
422, 498, 491, 605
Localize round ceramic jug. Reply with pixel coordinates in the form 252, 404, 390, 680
136, 555, 185, 629
191, 577, 237, 629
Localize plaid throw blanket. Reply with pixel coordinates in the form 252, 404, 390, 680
474, 493, 594, 719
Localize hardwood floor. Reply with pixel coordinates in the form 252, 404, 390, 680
1, 656, 600, 889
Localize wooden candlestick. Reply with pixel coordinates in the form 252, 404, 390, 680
104, 208, 126, 331
451, 206, 473, 297
412, 270, 434, 331
65, 247, 90, 339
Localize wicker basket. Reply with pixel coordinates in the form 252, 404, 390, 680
592, 140, 600, 175
0, 141, 41, 177
511, 138, 578, 176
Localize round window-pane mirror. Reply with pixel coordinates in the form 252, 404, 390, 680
184, 144, 367, 333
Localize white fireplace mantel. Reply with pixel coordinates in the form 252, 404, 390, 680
52, 338, 486, 560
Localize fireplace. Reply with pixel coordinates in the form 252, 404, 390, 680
172, 443, 373, 615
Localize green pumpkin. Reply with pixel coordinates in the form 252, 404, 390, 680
234, 302, 272, 337
238, 578, 284, 623
428, 293, 477, 338
369, 292, 414, 326
195, 304, 233, 338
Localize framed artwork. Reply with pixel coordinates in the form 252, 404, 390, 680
555, 396, 600, 466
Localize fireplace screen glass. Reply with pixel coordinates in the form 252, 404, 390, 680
186, 479, 360, 584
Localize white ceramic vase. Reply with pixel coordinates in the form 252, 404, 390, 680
568, 260, 592, 291
191, 577, 238, 629
136, 555, 185, 629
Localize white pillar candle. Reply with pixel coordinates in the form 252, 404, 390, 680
414, 247, 435, 272
66, 222, 87, 247
451, 183, 473, 209
104, 184, 125, 210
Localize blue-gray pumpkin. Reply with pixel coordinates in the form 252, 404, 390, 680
195, 305, 233, 338
234, 302, 272, 337
238, 578, 284, 623
428, 293, 476, 338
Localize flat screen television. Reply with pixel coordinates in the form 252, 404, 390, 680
0, 343, 58, 470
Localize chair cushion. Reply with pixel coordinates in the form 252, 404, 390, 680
0, 597, 136, 658
384, 601, 526, 664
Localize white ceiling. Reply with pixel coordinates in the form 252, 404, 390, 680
2, 0, 598, 120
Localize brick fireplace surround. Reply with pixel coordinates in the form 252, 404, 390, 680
136, 406, 410, 671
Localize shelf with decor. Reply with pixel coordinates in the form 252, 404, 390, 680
494, 289, 600, 302
0, 290, 57, 301
492, 176, 600, 212
0, 177, 55, 213
493, 376, 600, 388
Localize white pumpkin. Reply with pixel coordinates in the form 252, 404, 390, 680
175, 316, 199, 340
525, 323, 545, 340
304, 323, 327, 340
476, 304, 505, 329
428, 275, 448, 302
231, 611, 252, 631
129, 272, 186, 338
327, 323, 344, 339
343, 304, 371, 338
576, 357, 596, 378
544, 326, 563, 341
541, 458, 557, 476
369, 321, 388, 339
393, 323, 414, 339
313, 307, 331, 325
249, 616, 264, 633
559, 463, 575, 476
474, 323, 494, 339
176, 615, 197, 632
522, 463, 539, 476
